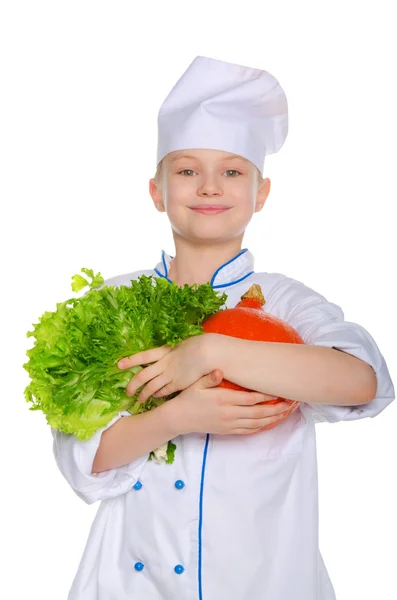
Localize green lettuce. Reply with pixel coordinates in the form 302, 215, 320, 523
23, 269, 227, 463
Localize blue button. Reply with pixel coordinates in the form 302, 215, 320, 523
134, 562, 144, 571
174, 564, 185, 574
133, 481, 142, 490
175, 480, 185, 489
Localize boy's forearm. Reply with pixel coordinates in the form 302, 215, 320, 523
213, 336, 377, 406
91, 402, 178, 474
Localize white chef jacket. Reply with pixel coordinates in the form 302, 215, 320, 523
52, 248, 395, 600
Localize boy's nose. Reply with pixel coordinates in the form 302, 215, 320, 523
197, 181, 223, 196
199, 190, 223, 197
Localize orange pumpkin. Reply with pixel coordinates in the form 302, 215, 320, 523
202, 283, 303, 432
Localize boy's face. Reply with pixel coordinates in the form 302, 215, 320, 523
149, 148, 270, 244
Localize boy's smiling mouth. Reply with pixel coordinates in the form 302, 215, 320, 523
189, 204, 232, 214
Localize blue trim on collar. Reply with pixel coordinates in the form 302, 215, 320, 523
209, 248, 248, 287
161, 250, 169, 278
156, 248, 252, 288
212, 270, 254, 289
154, 267, 172, 284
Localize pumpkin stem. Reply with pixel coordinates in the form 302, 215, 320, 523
240, 284, 266, 306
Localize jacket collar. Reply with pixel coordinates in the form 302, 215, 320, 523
154, 248, 255, 289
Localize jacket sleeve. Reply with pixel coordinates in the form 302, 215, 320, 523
279, 278, 395, 424
51, 411, 149, 505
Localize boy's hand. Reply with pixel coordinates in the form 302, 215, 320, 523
163, 369, 292, 437
118, 333, 218, 403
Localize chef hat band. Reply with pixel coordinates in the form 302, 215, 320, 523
156, 55, 288, 174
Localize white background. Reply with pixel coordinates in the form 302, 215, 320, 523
1, 1, 396, 598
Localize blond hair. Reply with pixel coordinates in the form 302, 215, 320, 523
153, 156, 264, 188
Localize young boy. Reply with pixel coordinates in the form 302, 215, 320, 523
52, 56, 395, 600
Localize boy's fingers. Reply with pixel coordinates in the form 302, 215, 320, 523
199, 369, 224, 388
233, 409, 291, 432
118, 345, 170, 369
228, 403, 288, 424
230, 402, 290, 425
125, 363, 161, 397
248, 402, 291, 419
228, 390, 278, 405
262, 393, 279, 401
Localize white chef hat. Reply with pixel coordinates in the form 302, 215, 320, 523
156, 55, 288, 175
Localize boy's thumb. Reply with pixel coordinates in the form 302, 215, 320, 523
201, 368, 223, 388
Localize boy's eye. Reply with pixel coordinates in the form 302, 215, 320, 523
178, 169, 241, 177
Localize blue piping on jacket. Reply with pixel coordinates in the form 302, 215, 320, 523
155, 248, 254, 598
198, 433, 210, 600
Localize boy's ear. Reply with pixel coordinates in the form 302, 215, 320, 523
255, 178, 271, 212
149, 178, 165, 212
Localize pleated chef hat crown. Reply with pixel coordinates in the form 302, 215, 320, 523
156, 55, 288, 175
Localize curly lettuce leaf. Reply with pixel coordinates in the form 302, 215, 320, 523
71, 268, 104, 293
23, 270, 227, 444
